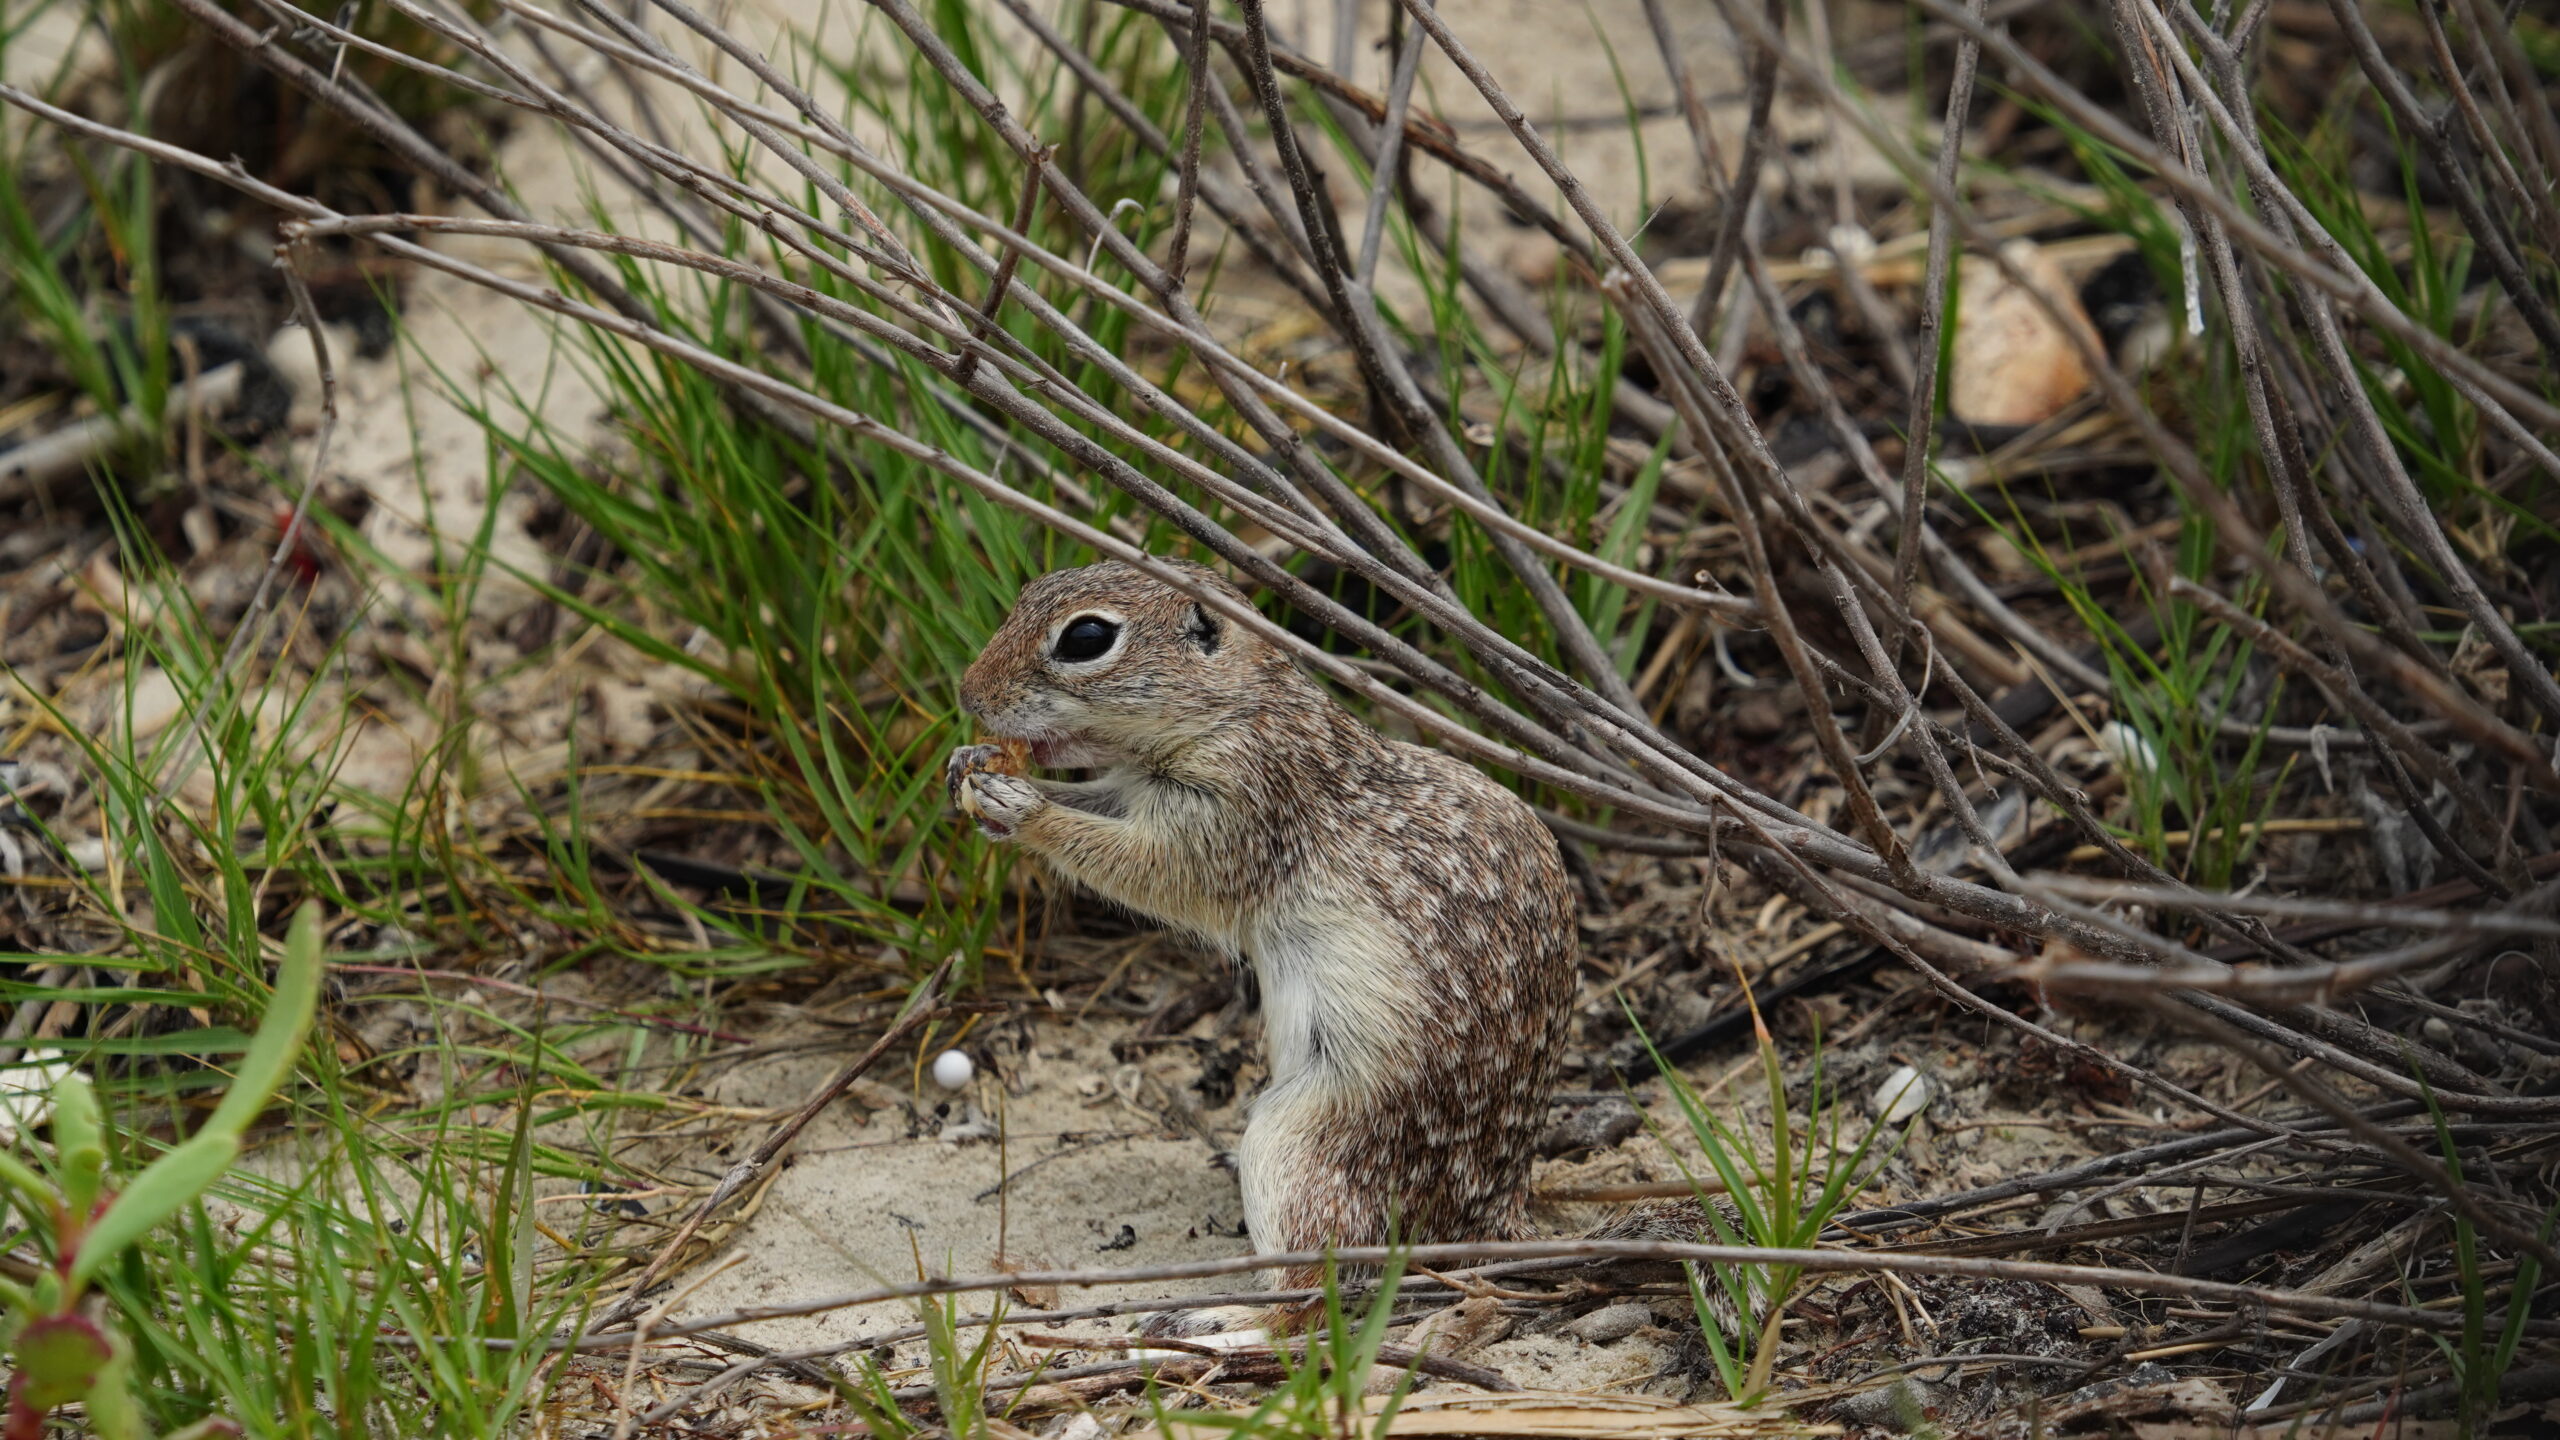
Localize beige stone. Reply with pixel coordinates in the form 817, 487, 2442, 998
1950, 240, 2103, 427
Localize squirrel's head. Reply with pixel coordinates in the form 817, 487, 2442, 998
960, 559, 1279, 768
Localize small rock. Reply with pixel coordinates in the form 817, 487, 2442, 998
180, 502, 221, 558
1730, 691, 1790, 740
1950, 240, 2103, 427
1832, 1377, 1946, 1430
1654, 987, 1722, 1037
1536, 1097, 1643, 1158
1870, 1064, 1934, 1125
1826, 223, 1879, 265
1563, 1301, 1654, 1344
593, 680, 657, 755
265, 320, 366, 433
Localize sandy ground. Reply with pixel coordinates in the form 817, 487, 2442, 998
623, 998, 1708, 1400
664, 1009, 1255, 1355
609, 959, 2141, 1408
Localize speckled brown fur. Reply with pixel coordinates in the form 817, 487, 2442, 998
950, 560, 1577, 1286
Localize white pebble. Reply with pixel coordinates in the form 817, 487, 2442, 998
1826, 223, 1879, 265
1869, 1065, 1934, 1125
2096, 721, 2160, 780
931, 1049, 975, 1091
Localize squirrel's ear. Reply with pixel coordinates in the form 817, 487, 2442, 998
1185, 603, 1223, 655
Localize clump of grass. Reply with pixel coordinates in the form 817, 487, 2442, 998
0, 3, 171, 481
1952, 104, 2300, 885
0, 905, 318, 1439
1145, 1254, 1420, 1440
1632, 990, 1903, 1404
2417, 1085, 2556, 1438
839, 1289, 1011, 1439
0, 519, 680, 1432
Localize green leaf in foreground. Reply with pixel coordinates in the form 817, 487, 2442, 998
67, 1133, 241, 1288
65, 901, 323, 1286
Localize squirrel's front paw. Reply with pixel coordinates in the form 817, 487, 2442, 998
958, 772, 1041, 840
949, 747, 1042, 842
946, 745, 1008, 808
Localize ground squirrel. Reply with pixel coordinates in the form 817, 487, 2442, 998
948, 559, 1578, 1287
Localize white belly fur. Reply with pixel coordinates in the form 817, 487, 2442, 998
1236, 902, 1413, 1251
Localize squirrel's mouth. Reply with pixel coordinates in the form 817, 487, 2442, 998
974, 709, 1126, 770
998, 734, 1115, 770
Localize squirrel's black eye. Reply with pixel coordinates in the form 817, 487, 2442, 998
1051, 615, 1120, 663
